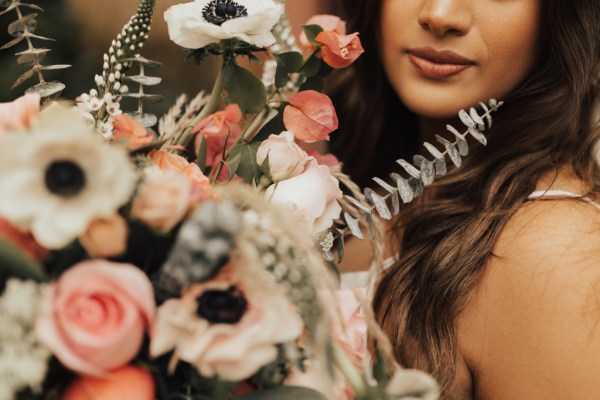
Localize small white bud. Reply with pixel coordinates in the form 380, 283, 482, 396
109, 73, 115, 83
114, 82, 121, 91
110, 55, 117, 64
130, 45, 135, 51
120, 85, 129, 93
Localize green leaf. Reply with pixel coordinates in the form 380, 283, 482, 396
300, 53, 323, 78
251, 107, 285, 143
228, 142, 262, 184
275, 51, 305, 88
0, 239, 46, 283
236, 386, 328, 400
223, 61, 267, 114
276, 52, 304, 73
301, 24, 324, 47
372, 350, 390, 386
226, 151, 242, 180
197, 136, 207, 172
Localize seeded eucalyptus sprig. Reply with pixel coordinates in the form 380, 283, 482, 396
0, 0, 69, 98
332, 99, 503, 261
91, 0, 156, 123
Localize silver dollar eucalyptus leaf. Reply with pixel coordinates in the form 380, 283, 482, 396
446, 125, 469, 156
344, 195, 374, 214
344, 212, 364, 240
469, 107, 486, 131
478, 101, 493, 128
396, 159, 421, 179
127, 112, 158, 128
391, 173, 415, 204
25, 81, 65, 97
124, 75, 162, 86
8, 13, 36, 37
15, 47, 50, 64
366, 213, 377, 239
458, 109, 476, 128
409, 177, 424, 198
436, 135, 462, 167
373, 177, 400, 214
365, 188, 392, 220
468, 126, 488, 146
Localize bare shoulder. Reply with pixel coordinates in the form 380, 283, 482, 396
457, 198, 600, 400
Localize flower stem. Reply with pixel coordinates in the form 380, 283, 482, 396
330, 340, 370, 398
176, 63, 225, 148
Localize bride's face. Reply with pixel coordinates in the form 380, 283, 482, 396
380, 0, 541, 118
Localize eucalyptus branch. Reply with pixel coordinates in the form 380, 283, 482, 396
337, 99, 503, 246
0, 0, 69, 97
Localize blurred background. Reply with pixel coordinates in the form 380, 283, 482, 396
0, 0, 339, 113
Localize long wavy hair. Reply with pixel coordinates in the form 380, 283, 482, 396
332, 0, 600, 395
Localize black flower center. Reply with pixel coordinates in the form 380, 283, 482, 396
44, 160, 86, 198
202, 0, 248, 26
196, 286, 248, 324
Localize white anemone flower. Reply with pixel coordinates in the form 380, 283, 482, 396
164, 0, 283, 49
0, 103, 137, 249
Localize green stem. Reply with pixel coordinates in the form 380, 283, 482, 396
330, 341, 370, 398
176, 62, 225, 148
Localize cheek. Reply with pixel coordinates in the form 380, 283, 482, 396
478, 2, 541, 99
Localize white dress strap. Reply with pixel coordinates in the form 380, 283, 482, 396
528, 190, 600, 210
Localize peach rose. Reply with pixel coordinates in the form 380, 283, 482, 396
131, 169, 191, 232
112, 114, 153, 149
0, 93, 40, 135
63, 365, 155, 400
315, 31, 364, 69
192, 104, 242, 138
79, 215, 128, 258
149, 150, 210, 187
283, 91, 339, 143
256, 131, 309, 182
36, 260, 156, 376
265, 159, 342, 233
150, 265, 303, 381
300, 14, 347, 48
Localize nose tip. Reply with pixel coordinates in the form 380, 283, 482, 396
418, 1, 472, 37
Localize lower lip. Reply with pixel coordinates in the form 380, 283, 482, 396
408, 54, 473, 79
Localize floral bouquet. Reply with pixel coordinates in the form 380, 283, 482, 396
0, 0, 501, 399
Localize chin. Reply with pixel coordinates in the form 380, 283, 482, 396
398, 85, 487, 119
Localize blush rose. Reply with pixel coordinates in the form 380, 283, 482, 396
256, 131, 309, 182
265, 159, 342, 233
0, 93, 40, 135
36, 260, 156, 376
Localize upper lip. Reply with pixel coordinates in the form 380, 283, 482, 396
406, 47, 475, 65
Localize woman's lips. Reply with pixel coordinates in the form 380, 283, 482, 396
407, 48, 476, 79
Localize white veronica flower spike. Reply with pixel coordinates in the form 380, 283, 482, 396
0, 103, 137, 249
164, 0, 283, 49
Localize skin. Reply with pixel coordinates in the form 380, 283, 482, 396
377, 1, 600, 399
380, 0, 542, 119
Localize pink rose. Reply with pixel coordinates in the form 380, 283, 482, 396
79, 215, 128, 258
112, 114, 153, 150
315, 31, 364, 69
63, 365, 155, 400
334, 289, 368, 369
36, 260, 156, 376
265, 159, 342, 233
256, 131, 309, 182
150, 264, 303, 381
0, 93, 40, 135
192, 104, 242, 138
300, 14, 347, 48
283, 90, 339, 143
131, 169, 191, 232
